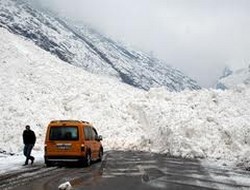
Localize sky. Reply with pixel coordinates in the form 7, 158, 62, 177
30, 0, 250, 87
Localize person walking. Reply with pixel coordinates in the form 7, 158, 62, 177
22, 125, 36, 166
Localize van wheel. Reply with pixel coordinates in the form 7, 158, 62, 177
98, 149, 103, 161
45, 161, 53, 167
85, 152, 91, 167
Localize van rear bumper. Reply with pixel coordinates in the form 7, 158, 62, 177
44, 156, 86, 163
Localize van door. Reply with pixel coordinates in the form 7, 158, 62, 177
83, 126, 95, 157
90, 127, 100, 159
48, 126, 80, 156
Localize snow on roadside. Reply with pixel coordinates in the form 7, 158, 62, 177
0, 150, 44, 174
0, 27, 250, 170
130, 87, 250, 168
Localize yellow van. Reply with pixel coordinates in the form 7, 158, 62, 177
44, 120, 103, 166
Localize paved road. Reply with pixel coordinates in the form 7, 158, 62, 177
1, 151, 250, 190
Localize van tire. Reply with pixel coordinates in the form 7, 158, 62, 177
98, 148, 103, 161
45, 161, 53, 167
85, 152, 91, 167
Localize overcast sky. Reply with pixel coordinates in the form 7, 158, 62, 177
32, 0, 250, 87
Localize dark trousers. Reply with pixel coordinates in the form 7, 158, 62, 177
23, 144, 34, 164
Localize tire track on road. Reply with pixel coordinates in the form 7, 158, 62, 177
0, 166, 61, 190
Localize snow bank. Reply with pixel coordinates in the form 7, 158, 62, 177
131, 87, 250, 166
0, 27, 250, 168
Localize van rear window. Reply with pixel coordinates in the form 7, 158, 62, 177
49, 126, 79, 140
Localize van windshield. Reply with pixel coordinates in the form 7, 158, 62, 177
49, 126, 79, 140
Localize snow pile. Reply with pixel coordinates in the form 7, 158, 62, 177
58, 181, 72, 190
132, 87, 250, 165
0, 27, 250, 168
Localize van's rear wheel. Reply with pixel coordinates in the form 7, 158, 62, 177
45, 160, 53, 167
85, 152, 91, 166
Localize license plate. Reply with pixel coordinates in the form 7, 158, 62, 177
56, 143, 71, 150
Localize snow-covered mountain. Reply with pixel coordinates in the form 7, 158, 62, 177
216, 65, 250, 89
0, 0, 201, 91
1, 26, 250, 168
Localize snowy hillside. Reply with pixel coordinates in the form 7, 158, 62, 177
0, 0, 201, 91
0, 27, 250, 168
216, 65, 250, 89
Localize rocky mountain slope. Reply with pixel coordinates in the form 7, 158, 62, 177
216, 65, 250, 89
0, 0, 201, 91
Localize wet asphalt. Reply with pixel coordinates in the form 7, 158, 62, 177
1, 150, 250, 190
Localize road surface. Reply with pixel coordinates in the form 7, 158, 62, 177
0, 151, 249, 190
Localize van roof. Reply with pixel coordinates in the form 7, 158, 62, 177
49, 120, 91, 125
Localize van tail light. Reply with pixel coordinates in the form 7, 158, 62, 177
81, 144, 85, 152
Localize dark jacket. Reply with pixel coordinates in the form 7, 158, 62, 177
23, 130, 36, 145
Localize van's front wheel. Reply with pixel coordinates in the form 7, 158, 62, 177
98, 149, 103, 161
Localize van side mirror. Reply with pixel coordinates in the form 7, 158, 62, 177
97, 135, 103, 141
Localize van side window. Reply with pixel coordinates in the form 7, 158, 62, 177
92, 128, 98, 140
84, 126, 92, 140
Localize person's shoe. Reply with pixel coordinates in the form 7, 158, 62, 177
31, 157, 35, 165
22, 163, 28, 166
